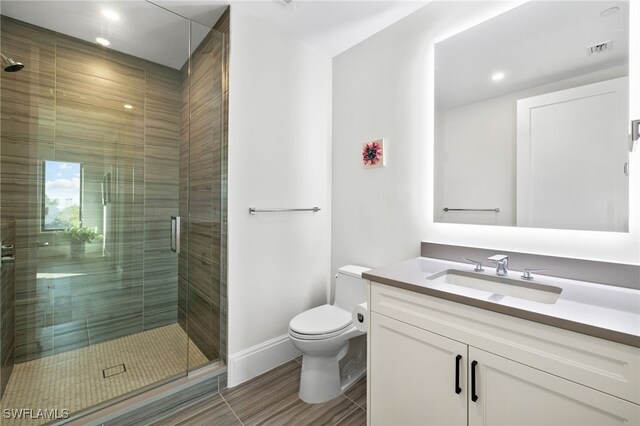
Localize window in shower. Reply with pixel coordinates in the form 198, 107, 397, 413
42, 160, 82, 231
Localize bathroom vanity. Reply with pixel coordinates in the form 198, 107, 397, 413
364, 257, 640, 425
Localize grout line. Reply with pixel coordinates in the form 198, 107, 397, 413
225, 360, 302, 400
343, 384, 367, 412
220, 393, 245, 426
333, 404, 360, 426
342, 393, 365, 411
342, 377, 366, 411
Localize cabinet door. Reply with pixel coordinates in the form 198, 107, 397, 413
370, 312, 467, 426
468, 347, 640, 425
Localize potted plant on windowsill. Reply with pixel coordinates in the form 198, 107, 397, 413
65, 225, 102, 258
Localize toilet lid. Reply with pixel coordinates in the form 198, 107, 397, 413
289, 304, 352, 335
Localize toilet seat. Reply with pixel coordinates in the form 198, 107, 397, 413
289, 304, 352, 340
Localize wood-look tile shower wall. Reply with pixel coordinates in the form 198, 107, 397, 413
1, 219, 16, 399
0, 16, 181, 363
178, 12, 229, 366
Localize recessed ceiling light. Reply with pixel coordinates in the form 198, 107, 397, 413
491, 72, 505, 82
96, 37, 110, 47
124, 104, 133, 110
101, 9, 120, 21
600, 7, 620, 17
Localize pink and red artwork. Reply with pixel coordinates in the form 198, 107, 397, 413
362, 139, 385, 168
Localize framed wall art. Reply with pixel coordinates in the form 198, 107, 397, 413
362, 139, 385, 168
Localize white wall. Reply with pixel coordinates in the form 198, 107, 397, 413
332, 0, 639, 282
332, 1, 499, 282
227, 7, 332, 386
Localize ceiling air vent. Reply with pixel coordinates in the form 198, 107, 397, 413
587, 40, 612, 56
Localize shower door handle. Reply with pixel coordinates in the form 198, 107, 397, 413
171, 216, 180, 254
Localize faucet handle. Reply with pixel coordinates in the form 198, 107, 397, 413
487, 254, 509, 276
464, 258, 485, 272
487, 254, 509, 262
521, 268, 549, 280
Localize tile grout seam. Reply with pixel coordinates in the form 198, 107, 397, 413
342, 393, 365, 412
219, 392, 245, 426
332, 404, 361, 426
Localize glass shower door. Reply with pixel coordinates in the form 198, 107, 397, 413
0, 3, 193, 422
184, 20, 227, 372
1, 3, 228, 422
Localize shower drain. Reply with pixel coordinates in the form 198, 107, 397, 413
103, 363, 127, 378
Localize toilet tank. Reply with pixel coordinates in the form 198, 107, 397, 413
334, 265, 370, 311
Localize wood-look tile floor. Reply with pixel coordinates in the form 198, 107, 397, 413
153, 358, 367, 426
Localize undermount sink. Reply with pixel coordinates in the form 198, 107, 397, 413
426, 269, 562, 304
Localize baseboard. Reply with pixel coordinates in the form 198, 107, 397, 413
228, 334, 301, 387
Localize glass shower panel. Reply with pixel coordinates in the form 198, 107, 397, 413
185, 20, 226, 371
0, 2, 191, 422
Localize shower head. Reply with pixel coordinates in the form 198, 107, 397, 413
0, 53, 24, 72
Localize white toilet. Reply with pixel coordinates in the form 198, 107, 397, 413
288, 265, 370, 404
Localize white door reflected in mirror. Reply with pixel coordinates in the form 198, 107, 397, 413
517, 77, 628, 232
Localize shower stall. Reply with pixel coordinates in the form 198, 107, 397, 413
0, 1, 228, 423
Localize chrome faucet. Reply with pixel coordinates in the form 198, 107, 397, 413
487, 254, 509, 276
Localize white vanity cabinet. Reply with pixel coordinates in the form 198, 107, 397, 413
368, 281, 640, 426
467, 347, 638, 426
370, 312, 467, 425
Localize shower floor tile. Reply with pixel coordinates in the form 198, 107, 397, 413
0, 323, 208, 426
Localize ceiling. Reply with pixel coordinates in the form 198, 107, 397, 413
230, 0, 428, 57
435, 1, 629, 110
0, 0, 429, 69
1, 1, 210, 69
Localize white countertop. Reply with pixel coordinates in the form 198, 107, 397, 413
363, 257, 640, 347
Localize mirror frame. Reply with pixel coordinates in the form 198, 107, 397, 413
425, 0, 640, 265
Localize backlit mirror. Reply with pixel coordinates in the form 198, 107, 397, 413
434, 0, 630, 232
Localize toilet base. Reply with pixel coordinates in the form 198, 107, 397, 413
298, 343, 349, 404
298, 358, 367, 404
297, 335, 367, 404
